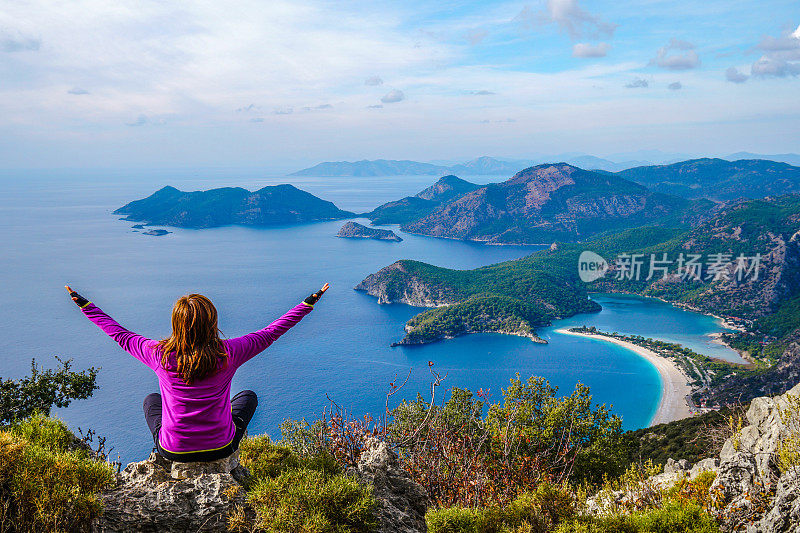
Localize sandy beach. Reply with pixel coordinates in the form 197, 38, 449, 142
554, 328, 694, 426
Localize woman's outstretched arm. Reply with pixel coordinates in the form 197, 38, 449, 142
66, 285, 160, 370
225, 283, 328, 368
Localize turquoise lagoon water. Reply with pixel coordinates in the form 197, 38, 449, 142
0, 170, 739, 462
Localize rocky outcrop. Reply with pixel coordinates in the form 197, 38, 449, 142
337, 221, 403, 241
93, 442, 428, 533
590, 383, 800, 531
355, 260, 460, 306
93, 451, 250, 532
349, 438, 429, 533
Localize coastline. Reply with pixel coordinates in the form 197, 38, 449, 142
554, 328, 694, 426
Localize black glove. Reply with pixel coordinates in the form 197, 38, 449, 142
70, 290, 90, 308
304, 290, 325, 305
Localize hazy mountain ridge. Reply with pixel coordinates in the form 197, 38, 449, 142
618, 158, 800, 201
291, 155, 650, 176
114, 184, 354, 228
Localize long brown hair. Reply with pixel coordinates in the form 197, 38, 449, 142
158, 294, 227, 384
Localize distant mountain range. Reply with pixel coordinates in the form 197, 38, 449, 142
724, 152, 800, 167
114, 184, 354, 228
291, 155, 650, 176
292, 152, 800, 177
365, 163, 705, 244
618, 158, 800, 201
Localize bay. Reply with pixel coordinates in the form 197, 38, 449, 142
0, 170, 738, 462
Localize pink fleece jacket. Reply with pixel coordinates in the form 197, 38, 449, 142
80, 300, 313, 453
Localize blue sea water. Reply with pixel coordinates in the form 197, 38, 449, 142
0, 169, 740, 463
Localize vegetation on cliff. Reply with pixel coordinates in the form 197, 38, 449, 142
235, 436, 377, 532
0, 414, 115, 532
399, 296, 547, 345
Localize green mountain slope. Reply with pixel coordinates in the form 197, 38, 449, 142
618, 158, 800, 200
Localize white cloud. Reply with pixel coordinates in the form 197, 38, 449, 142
364, 76, 383, 86
470, 90, 495, 95
747, 26, 800, 78
0, 30, 40, 52
515, 0, 616, 40
725, 66, 748, 83
67, 87, 90, 95
573, 42, 610, 58
668, 81, 682, 90
380, 89, 405, 103
126, 114, 149, 127
464, 28, 487, 45
625, 78, 648, 88
650, 39, 700, 70
751, 56, 800, 77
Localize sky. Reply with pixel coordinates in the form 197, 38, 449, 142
1, 0, 799, 171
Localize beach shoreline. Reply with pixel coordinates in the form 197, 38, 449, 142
554, 328, 695, 426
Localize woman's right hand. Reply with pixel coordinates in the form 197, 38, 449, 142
65, 285, 90, 307
304, 283, 329, 305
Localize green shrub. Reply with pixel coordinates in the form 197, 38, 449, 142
777, 394, 800, 473
0, 413, 115, 532
555, 502, 719, 533
426, 506, 482, 533
237, 436, 376, 532
0, 357, 98, 424
426, 482, 578, 533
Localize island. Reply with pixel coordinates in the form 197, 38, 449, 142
114, 184, 354, 228
337, 221, 402, 242
142, 229, 171, 236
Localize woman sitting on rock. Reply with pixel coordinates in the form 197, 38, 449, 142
65, 283, 328, 462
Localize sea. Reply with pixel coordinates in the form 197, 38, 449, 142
0, 168, 743, 463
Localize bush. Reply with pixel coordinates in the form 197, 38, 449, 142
0, 413, 115, 532
777, 393, 800, 473
236, 436, 377, 533
0, 357, 98, 424
389, 375, 624, 508
426, 482, 578, 533
558, 501, 719, 533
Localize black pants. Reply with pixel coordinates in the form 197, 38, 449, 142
143, 390, 258, 462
